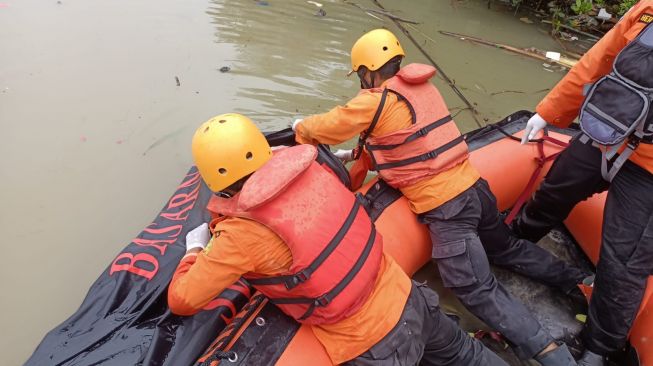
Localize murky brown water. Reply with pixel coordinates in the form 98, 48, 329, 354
1, 0, 572, 364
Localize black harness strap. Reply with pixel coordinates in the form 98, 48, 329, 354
391, 90, 417, 124
360, 179, 403, 222
371, 135, 466, 171
354, 88, 389, 160
247, 195, 363, 290
365, 115, 454, 151
267, 224, 377, 318
297, 225, 377, 321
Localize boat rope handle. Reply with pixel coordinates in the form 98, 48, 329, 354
503, 132, 569, 225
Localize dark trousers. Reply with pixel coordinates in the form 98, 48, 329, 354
514, 137, 653, 355
418, 179, 587, 360
344, 281, 507, 366
512, 136, 610, 243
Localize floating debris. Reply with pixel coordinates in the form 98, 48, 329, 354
597, 8, 612, 21
440, 30, 578, 69
255, 0, 269, 6
307, 1, 322, 7
219, 66, 231, 73
545, 51, 561, 62
174, 76, 180, 86
315, 8, 326, 17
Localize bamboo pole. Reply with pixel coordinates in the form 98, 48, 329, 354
370, 0, 484, 127
438, 30, 578, 69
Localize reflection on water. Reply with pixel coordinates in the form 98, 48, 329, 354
205, 0, 567, 134
205, 0, 371, 128
1, 0, 571, 364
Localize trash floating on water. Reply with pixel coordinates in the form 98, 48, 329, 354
545, 51, 561, 62
440, 30, 578, 69
307, 1, 322, 7
219, 66, 231, 73
597, 8, 612, 21
315, 8, 326, 17
174, 76, 180, 86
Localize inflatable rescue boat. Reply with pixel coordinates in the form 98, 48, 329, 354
196, 111, 653, 366
26, 111, 653, 366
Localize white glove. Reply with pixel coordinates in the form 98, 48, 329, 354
333, 149, 354, 163
292, 118, 303, 132
521, 113, 548, 144
185, 223, 210, 251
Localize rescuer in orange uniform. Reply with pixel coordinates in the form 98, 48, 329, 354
293, 29, 584, 365
168, 113, 506, 365
514, 2, 653, 365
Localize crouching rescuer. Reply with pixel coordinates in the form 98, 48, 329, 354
167, 113, 507, 365
293, 29, 584, 365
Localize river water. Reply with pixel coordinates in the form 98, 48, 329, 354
1, 0, 571, 364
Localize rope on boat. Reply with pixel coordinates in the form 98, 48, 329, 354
200, 351, 238, 365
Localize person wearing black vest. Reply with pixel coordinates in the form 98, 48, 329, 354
514, 2, 653, 365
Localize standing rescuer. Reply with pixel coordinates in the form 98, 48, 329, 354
168, 113, 507, 365
293, 29, 585, 365
514, 1, 653, 365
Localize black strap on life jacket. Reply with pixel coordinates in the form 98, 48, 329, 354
360, 179, 403, 222
354, 88, 389, 160
368, 135, 466, 171
365, 114, 454, 151
316, 144, 352, 190
246, 194, 364, 290
267, 221, 377, 321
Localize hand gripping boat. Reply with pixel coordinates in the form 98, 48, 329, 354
26, 112, 653, 366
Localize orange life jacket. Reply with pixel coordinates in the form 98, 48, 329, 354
358, 63, 469, 188
208, 145, 383, 325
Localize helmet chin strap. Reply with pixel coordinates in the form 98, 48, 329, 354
216, 191, 233, 198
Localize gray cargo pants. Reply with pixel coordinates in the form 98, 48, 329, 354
344, 281, 507, 366
418, 178, 587, 360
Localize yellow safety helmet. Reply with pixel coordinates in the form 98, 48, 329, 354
350, 29, 405, 73
191, 113, 271, 193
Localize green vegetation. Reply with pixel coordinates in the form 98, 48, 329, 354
507, 0, 637, 16
571, 0, 594, 15
502, 0, 639, 35
618, 0, 639, 15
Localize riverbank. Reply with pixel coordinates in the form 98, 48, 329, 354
496, 0, 635, 39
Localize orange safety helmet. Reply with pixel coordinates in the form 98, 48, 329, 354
350, 29, 405, 73
191, 113, 271, 193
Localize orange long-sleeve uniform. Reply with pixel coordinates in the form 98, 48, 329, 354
295, 85, 480, 214
168, 217, 411, 365
537, 0, 653, 174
